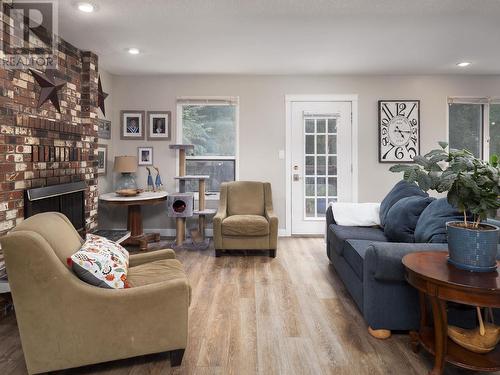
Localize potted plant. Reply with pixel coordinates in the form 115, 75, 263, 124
390, 142, 500, 272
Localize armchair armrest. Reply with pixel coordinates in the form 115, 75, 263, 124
129, 249, 176, 267
263, 182, 278, 249
364, 242, 448, 282
265, 208, 279, 249
213, 210, 227, 249
213, 182, 228, 249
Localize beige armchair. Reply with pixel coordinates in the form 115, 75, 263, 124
0, 212, 190, 374
213, 181, 278, 257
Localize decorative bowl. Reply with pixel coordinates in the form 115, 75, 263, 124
115, 189, 142, 197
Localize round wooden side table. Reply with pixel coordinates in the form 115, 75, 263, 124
99, 191, 168, 251
403, 251, 500, 375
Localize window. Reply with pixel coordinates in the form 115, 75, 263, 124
177, 97, 238, 193
490, 104, 500, 157
448, 98, 500, 159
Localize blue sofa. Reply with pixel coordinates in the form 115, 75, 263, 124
326, 184, 500, 336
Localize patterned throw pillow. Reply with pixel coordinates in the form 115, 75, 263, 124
67, 234, 130, 289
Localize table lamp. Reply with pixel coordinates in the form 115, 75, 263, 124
114, 156, 137, 190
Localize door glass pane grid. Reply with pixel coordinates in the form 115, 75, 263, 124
304, 116, 339, 219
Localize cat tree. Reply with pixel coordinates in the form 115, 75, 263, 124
169, 144, 215, 249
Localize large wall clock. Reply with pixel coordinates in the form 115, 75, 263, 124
378, 100, 420, 163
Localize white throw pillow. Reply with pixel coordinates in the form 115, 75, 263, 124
330, 202, 381, 226
68, 234, 130, 289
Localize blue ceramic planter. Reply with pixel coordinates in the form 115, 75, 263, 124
446, 221, 499, 272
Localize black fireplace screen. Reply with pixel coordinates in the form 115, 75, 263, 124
24, 181, 86, 233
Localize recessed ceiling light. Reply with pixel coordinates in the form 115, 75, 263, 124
457, 62, 471, 67
128, 48, 140, 55
78, 2, 94, 13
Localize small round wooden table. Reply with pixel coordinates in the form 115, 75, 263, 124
99, 191, 168, 251
403, 251, 500, 375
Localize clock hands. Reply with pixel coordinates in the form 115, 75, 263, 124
395, 125, 411, 134
394, 125, 411, 139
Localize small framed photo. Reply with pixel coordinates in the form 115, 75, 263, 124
138, 147, 153, 166
147, 111, 171, 140
120, 110, 145, 140
97, 119, 111, 139
97, 144, 108, 175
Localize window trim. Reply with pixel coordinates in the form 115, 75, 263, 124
176, 97, 240, 197
447, 97, 499, 160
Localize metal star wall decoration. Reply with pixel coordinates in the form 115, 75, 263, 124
98, 75, 109, 116
29, 69, 66, 113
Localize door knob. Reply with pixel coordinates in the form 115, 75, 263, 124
293, 174, 300, 181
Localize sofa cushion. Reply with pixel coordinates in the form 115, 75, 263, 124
379, 180, 428, 228
227, 181, 265, 216
415, 198, 467, 243
384, 196, 435, 243
343, 239, 374, 281
328, 224, 387, 256
222, 215, 269, 236
68, 234, 130, 289
127, 259, 186, 287
364, 242, 449, 282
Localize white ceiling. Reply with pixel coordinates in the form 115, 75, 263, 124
58, 0, 500, 75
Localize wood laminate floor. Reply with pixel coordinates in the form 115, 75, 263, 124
0, 238, 494, 375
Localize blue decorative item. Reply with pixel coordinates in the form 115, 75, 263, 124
447, 222, 499, 272
154, 166, 163, 191
146, 167, 155, 191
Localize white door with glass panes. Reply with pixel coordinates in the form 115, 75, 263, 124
291, 101, 353, 234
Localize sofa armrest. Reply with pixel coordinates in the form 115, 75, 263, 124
326, 205, 336, 227
364, 242, 448, 282
129, 249, 176, 267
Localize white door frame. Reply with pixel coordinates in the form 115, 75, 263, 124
284, 94, 359, 236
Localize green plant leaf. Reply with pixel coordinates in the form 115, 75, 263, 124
389, 141, 500, 220
490, 154, 499, 167
438, 141, 448, 149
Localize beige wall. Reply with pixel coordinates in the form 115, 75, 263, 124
96, 69, 114, 193
97, 74, 500, 233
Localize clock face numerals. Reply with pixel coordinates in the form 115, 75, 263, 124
379, 101, 420, 162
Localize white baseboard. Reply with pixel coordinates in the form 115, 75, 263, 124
278, 229, 289, 237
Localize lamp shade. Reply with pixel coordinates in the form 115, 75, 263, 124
114, 156, 137, 173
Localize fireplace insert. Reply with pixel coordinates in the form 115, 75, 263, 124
24, 181, 87, 234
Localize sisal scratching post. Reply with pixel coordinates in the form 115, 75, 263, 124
176, 217, 186, 246
179, 149, 186, 177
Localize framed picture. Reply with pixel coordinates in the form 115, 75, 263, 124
147, 111, 171, 140
378, 100, 420, 163
120, 110, 145, 140
137, 147, 153, 166
97, 119, 111, 139
97, 144, 108, 175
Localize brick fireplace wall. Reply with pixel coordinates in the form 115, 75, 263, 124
0, 13, 100, 236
